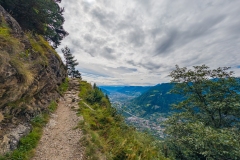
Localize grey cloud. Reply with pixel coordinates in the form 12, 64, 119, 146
85, 22, 97, 31
127, 28, 145, 47
155, 29, 178, 54
91, 7, 116, 28
84, 34, 93, 43
101, 47, 116, 60
69, 39, 81, 47
82, 1, 92, 12
93, 37, 106, 46
155, 15, 226, 55
149, 28, 162, 39
79, 65, 137, 79
127, 60, 162, 70
104, 47, 114, 54
126, 60, 138, 67
227, 21, 240, 35
116, 21, 133, 31
186, 15, 226, 38
140, 61, 162, 70
84, 48, 97, 57
112, 67, 137, 74
81, 72, 108, 78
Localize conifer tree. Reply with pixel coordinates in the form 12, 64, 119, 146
61, 46, 81, 79
0, 0, 68, 48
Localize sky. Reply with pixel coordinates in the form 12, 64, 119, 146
56, 0, 240, 86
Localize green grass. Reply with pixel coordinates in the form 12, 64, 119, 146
9, 57, 34, 85
58, 78, 69, 95
26, 33, 48, 62
0, 27, 10, 36
78, 81, 168, 160
47, 101, 58, 113
0, 25, 23, 57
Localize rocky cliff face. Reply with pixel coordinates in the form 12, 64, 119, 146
0, 5, 67, 154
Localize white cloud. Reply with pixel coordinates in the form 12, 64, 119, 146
57, 0, 240, 85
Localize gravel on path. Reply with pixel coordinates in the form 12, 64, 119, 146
32, 79, 84, 160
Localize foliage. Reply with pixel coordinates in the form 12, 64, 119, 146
78, 81, 167, 160
86, 84, 108, 106
0, 0, 68, 48
165, 65, 240, 159
0, 101, 57, 160
61, 46, 81, 78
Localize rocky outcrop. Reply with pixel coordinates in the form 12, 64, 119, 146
0, 5, 67, 154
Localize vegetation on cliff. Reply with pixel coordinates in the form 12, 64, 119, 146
0, 18, 66, 113
0, 4, 67, 155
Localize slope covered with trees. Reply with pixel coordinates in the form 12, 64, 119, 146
132, 83, 183, 115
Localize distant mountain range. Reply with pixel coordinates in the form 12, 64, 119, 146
99, 86, 151, 96
100, 83, 182, 116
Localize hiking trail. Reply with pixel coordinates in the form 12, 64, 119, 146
32, 79, 85, 160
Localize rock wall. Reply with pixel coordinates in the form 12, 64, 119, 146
0, 5, 67, 154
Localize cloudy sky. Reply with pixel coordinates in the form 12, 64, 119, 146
56, 0, 240, 86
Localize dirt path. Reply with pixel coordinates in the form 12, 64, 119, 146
32, 79, 84, 160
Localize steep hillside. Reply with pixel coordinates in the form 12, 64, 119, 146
78, 81, 167, 159
0, 5, 66, 154
132, 83, 182, 115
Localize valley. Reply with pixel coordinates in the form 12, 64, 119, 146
99, 84, 176, 138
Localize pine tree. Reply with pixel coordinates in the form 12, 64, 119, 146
61, 46, 81, 79
0, 0, 68, 48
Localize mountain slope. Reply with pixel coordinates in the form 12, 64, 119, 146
132, 83, 182, 115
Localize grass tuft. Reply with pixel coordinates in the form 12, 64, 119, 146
58, 78, 69, 95
9, 57, 34, 85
